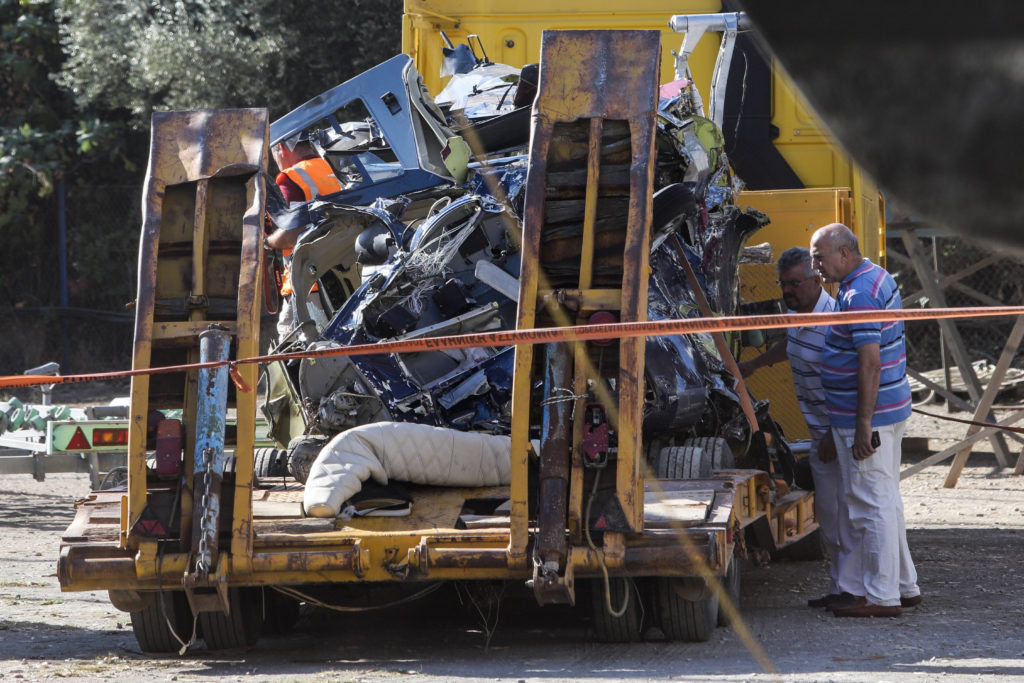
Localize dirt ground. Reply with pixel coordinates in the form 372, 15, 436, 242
2, 407, 1024, 682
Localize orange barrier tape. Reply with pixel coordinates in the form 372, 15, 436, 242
3, 305, 1024, 391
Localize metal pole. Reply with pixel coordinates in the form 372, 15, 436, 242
57, 181, 69, 372
191, 325, 231, 582
932, 236, 953, 412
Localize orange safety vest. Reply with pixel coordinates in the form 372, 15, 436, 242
278, 159, 339, 297
283, 158, 342, 201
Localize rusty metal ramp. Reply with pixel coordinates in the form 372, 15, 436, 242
507, 29, 662, 602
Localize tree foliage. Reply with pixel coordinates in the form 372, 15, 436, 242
2, 0, 403, 373
56, 0, 404, 125
57, 0, 287, 122
0, 0, 128, 307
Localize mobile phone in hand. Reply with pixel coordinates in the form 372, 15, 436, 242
871, 431, 881, 449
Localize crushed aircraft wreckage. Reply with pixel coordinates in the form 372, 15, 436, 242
258, 46, 794, 512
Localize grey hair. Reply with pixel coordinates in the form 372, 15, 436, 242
777, 246, 814, 275
832, 226, 860, 254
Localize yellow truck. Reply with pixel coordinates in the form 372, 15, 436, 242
403, 0, 886, 439
57, 19, 840, 653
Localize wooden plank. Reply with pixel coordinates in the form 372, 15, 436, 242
906, 367, 973, 412
891, 249, 1002, 306
944, 315, 1024, 486
900, 230, 1011, 465
577, 118, 602, 293
900, 409, 1024, 479
153, 321, 238, 341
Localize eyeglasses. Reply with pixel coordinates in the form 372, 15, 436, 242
777, 277, 809, 289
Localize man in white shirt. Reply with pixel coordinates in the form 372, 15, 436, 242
739, 247, 843, 608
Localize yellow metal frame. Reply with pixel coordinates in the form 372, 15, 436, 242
402, 0, 885, 264
126, 109, 268, 575
57, 36, 822, 603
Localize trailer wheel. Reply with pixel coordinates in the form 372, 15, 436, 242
653, 577, 718, 642
198, 587, 262, 651
717, 554, 741, 627
589, 577, 645, 642
253, 448, 288, 479
130, 590, 194, 654
98, 466, 128, 490
655, 446, 708, 479
681, 436, 735, 471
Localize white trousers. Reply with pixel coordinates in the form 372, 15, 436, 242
808, 429, 842, 595
834, 421, 919, 606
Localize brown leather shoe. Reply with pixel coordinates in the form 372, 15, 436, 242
833, 597, 902, 618
901, 594, 923, 607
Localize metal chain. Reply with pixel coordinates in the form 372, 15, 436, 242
195, 447, 215, 575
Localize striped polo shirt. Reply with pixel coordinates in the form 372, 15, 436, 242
821, 258, 912, 428
787, 287, 836, 442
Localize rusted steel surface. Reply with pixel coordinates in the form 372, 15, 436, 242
514, 30, 662, 565
536, 342, 572, 567
127, 109, 268, 554
186, 327, 232, 589
533, 342, 573, 603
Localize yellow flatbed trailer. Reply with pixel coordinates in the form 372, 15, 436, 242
57, 29, 818, 651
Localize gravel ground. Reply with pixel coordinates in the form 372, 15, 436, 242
1, 408, 1023, 682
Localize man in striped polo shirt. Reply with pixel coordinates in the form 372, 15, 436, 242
810, 223, 921, 618
739, 247, 843, 609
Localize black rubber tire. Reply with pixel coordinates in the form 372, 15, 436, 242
287, 436, 326, 485
198, 587, 263, 651
717, 556, 741, 627
590, 577, 645, 643
98, 466, 128, 491
130, 591, 194, 654
655, 446, 708, 479
253, 447, 288, 479
653, 577, 718, 642
681, 436, 735, 471
261, 587, 301, 635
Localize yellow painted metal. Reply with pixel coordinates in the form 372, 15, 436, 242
736, 263, 808, 441
59, 465, 816, 592
736, 187, 858, 441
514, 30, 661, 563
127, 109, 268, 565
402, 0, 884, 264
738, 188, 856, 257
403, 0, 722, 108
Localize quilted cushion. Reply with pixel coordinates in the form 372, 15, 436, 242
304, 422, 511, 517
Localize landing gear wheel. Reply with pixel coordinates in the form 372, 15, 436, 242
261, 587, 301, 635
130, 590, 194, 654
655, 446, 710, 479
717, 555, 741, 627
681, 436, 735, 471
253, 447, 288, 479
653, 577, 718, 642
198, 587, 262, 651
589, 577, 645, 642
287, 436, 327, 484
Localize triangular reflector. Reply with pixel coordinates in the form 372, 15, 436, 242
66, 426, 90, 450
